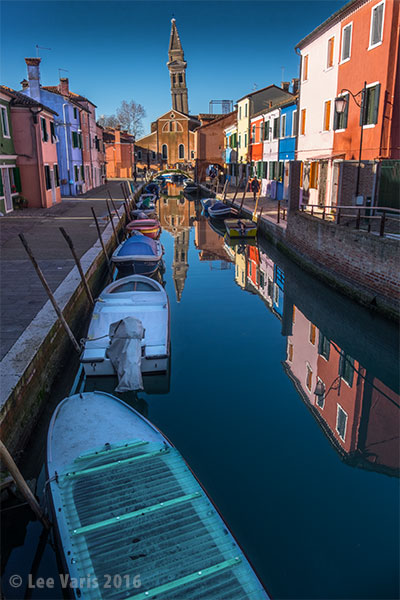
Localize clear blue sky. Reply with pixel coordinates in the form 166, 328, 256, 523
1, 1, 347, 133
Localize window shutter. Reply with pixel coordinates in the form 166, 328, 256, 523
333, 107, 339, 131
343, 95, 349, 128
372, 4, 383, 45
13, 167, 22, 192
372, 83, 381, 124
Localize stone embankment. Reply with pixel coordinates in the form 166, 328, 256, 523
0, 180, 143, 453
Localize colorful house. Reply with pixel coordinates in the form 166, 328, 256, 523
278, 97, 298, 200
195, 110, 236, 181
104, 127, 135, 179
0, 90, 19, 213
1, 86, 61, 209
223, 124, 238, 182
21, 59, 85, 197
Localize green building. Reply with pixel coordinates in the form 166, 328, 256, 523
0, 90, 20, 214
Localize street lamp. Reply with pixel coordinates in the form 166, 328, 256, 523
334, 81, 367, 200
314, 375, 342, 400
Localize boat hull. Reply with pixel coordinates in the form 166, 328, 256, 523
82, 353, 169, 376
225, 218, 257, 238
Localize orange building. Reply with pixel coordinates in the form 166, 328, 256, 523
104, 127, 135, 179
333, 0, 400, 160
195, 110, 237, 181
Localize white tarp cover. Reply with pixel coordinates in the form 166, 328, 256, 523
106, 317, 144, 392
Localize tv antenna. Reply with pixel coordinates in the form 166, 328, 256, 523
35, 44, 51, 57
58, 68, 69, 78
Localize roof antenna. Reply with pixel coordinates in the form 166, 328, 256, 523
58, 68, 69, 79
35, 44, 51, 57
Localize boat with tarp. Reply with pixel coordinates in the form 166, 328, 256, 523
111, 233, 163, 276
126, 218, 161, 240
47, 391, 270, 600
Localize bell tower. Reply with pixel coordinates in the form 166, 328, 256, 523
167, 18, 189, 115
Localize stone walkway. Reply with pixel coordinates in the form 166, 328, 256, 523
0, 180, 136, 360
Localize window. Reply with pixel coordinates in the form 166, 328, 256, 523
245, 103, 248, 117
152, 151, 156, 159
169, 121, 174, 132
309, 323, 316, 345
327, 37, 335, 68
239, 106, 242, 119
310, 161, 319, 188
323, 100, 331, 131
0, 105, 10, 137
333, 93, 349, 130
269, 161, 276, 180
238, 135, 241, 148
178, 73, 183, 84
336, 405, 348, 441
44, 165, 51, 190
191, 150, 195, 159
302, 55, 309, 81
172, 74, 176, 85
278, 161, 284, 182
341, 23, 352, 62
50, 121, 57, 143
80, 165, 85, 181
281, 114, 286, 138
178, 144, 184, 159
73, 107, 78, 120
306, 364, 313, 392
264, 121, 269, 140
54, 164, 60, 187
292, 110, 298, 136
288, 343, 293, 362
72, 131, 78, 148
300, 109, 306, 135
162, 144, 168, 160
259, 271, 265, 288
244, 132, 247, 147
370, 1, 384, 48
318, 333, 331, 360
41, 117, 48, 142
361, 84, 381, 126
315, 378, 325, 408
273, 117, 280, 139
251, 124, 256, 143
339, 352, 355, 387
74, 165, 79, 182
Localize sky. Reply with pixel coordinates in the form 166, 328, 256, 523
1, 0, 348, 134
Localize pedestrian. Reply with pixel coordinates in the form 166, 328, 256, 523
250, 177, 260, 202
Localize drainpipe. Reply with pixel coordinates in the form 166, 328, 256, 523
62, 103, 71, 195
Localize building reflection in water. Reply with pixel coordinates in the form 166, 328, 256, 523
194, 208, 399, 477
158, 187, 195, 302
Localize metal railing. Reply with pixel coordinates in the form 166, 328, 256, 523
300, 204, 400, 237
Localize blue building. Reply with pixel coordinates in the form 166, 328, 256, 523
22, 58, 84, 197
277, 98, 298, 201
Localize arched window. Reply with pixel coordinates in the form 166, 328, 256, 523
162, 144, 168, 160
169, 121, 174, 132
178, 144, 184, 159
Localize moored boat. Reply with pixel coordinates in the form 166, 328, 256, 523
225, 218, 257, 238
80, 275, 170, 377
126, 218, 161, 239
111, 233, 163, 276
207, 201, 238, 219
47, 391, 270, 600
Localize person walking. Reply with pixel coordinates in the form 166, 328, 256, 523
250, 177, 260, 202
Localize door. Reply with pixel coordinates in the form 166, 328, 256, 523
50, 169, 56, 205
330, 161, 340, 208
318, 160, 328, 206
1, 168, 13, 212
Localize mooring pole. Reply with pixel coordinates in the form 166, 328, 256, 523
239, 178, 248, 212
105, 199, 119, 245
232, 176, 242, 205
0, 440, 51, 529
59, 227, 94, 307
18, 234, 81, 353
90, 206, 113, 278
222, 179, 228, 203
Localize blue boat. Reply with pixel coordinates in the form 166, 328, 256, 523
47, 391, 270, 600
208, 201, 238, 219
144, 182, 160, 198
111, 233, 163, 276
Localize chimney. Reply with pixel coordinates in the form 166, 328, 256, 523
25, 57, 41, 101
281, 81, 290, 92
291, 78, 299, 95
59, 77, 69, 96
20, 79, 29, 90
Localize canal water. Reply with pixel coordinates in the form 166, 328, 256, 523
2, 190, 399, 599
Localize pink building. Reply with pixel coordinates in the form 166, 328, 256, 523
1, 86, 61, 208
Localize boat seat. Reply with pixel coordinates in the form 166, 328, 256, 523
80, 348, 107, 363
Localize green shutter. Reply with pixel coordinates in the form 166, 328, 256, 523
13, 167, 21, 192
372, 83, 381, 124
72, 132, 77, 147
0, 172, 3, 196
79, 133, 82, 148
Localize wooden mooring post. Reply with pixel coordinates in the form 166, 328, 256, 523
106, 199, 119, 245
108, 192, 125, 231
59, 227, 94, 307
0, 440, 51, 528
90, 206, 113, 279
239, 179, 248, 213
18, 233, 81, 353
232, 177, 242, 204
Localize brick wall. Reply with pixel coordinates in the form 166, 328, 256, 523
286, 211, 400, 314
338, 161, 377, 205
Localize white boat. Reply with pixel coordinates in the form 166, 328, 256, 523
47, 391, 270, 600
81, 275, 170, 379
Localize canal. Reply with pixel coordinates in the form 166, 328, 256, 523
2, 189, 399, 599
